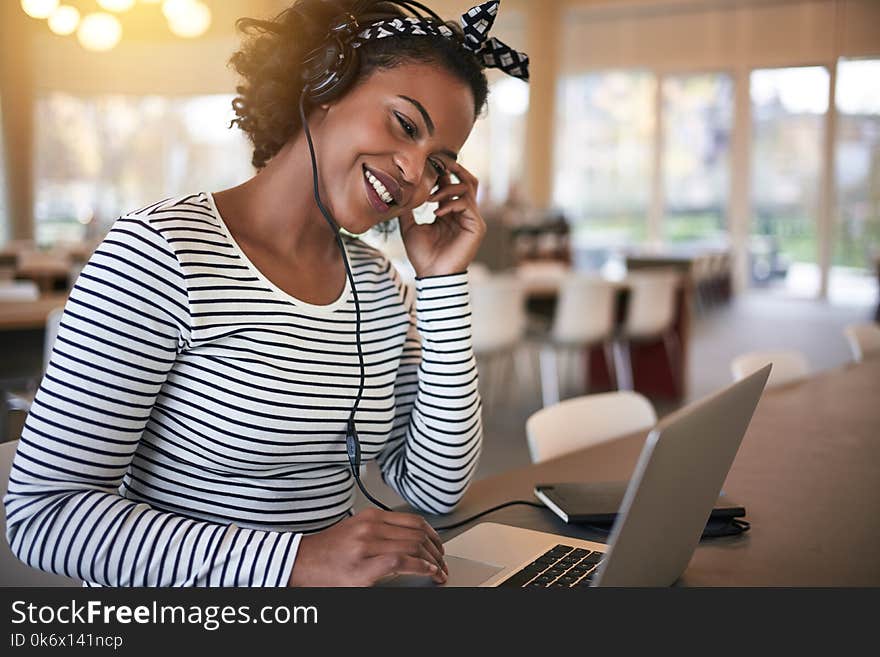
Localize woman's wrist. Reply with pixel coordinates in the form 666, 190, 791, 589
414, 268, 468, 280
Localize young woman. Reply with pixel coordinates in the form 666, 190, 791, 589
3, 0, 528, 587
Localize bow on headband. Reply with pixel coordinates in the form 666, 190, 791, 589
352, 1, 530, 82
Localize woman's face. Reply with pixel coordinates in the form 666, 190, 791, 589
311, 61, 477, 235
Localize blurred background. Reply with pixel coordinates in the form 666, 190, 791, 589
1, 0, 879, 479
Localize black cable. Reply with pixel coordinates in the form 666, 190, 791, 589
430, 501, 546, 532
299, 90, 391, 512
299, 93, 544, 523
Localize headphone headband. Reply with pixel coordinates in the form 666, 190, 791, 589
300, 1, 529, 106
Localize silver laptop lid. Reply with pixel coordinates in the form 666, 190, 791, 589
593, 364, 771, 587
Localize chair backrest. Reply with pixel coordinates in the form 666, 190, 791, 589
0, 439, 81, 586
551, 274, 617, 344
551, 275, 618, 345
730, 350, 809, 389
843, 322, 880, 363
623, 270, 679, 338
469, 274, 526, 355
525, 391, 657, 464
43, 307, 65, 371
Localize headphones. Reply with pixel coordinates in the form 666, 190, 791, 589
300, 12, 362, 105
300, 1, 446, 105
297, 0, 446, 513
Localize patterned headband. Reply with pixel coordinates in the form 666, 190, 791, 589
351, 1, 529, 82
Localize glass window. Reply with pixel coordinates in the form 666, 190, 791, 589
34, 93, 254, 246
749, 66, 829, 297
553, 71, 656, 254
831, 58, 880, 306
663, 73, 734, 246
459, 74, 529, 206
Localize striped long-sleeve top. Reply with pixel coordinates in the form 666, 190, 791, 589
3, 191, 482, 587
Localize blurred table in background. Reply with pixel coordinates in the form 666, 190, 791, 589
625, 246, 733, 310
0, 293, 67, 331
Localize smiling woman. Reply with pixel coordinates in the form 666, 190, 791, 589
3, 0, 529, 588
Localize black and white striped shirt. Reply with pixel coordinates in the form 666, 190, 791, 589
3, 192, 481, 587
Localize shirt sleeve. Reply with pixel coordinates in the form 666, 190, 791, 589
376, 268, 483, 515
3, 215, 300, 587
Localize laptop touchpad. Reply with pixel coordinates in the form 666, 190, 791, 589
379, 555, 505, 587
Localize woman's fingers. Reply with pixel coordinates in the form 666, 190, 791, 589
434, 197, 476, 219
365, 539, 445, 578
365, 554, 444, 585
378, 511, 444, 553
429, 182, 469, 203
370, 525, 447, 574
448, 162, 479, 193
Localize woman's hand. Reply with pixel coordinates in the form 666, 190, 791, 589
399, 162, 486, 278
287, 508, 448, 587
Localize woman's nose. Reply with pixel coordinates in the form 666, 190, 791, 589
394, 150, 425, 187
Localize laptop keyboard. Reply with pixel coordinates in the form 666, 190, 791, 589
498, 544, 604, 588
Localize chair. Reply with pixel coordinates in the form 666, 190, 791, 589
469, 274, 527, 409
0, 439, 81, 585
536, 274, 618, 407
612, 269, 680, 393
2, 308, 65, 440
730, 350, 809, 389
525, 391, 657, 464
843, 322, 880, 363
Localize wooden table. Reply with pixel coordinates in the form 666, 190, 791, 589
422, 359, 880, 585
0, 294, 68, 330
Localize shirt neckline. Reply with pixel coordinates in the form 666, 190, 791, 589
204, 191, 352, 313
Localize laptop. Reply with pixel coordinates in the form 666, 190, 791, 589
386, 363, 771, 587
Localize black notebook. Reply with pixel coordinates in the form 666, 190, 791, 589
534, 481, 746, 531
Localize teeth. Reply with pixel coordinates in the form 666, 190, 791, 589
365, 169, 394, 205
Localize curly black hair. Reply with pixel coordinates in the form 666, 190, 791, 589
228, 0, 490, 171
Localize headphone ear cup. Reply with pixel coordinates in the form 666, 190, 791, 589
301, 38, 361, 105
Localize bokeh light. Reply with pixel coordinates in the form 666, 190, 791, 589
20, 0, 60, 20
76, 12, 123, 52
97, 0, 136, 12
47, 5, 80, 36
166, 1, 211, 39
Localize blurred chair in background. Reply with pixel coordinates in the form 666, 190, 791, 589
612, 269, 680, 393
843, 322, 880, 363
730, 350, 808, 389
525, 391, 656, 464
469, 274, 527, 411
691, 254, 714, 314
535, 274, 618, 407
2, 308, 64, 442
0, 439, 81, 586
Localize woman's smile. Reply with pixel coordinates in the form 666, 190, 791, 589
362, 164, 399, 214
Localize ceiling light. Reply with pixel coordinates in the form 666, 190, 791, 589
20, 0, 59, 20
47, 5, 80, 35
76, 12, 123, 52
166, 1, 211, 38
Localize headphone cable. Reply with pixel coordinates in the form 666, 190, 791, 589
299, 91, 391, 512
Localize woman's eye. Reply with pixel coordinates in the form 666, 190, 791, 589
395, 113, 416, 137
